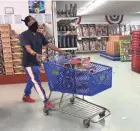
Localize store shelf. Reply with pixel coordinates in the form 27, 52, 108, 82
77, 50, 105, 53
0, 73, 47, 85
57, 17, 78, 24
77, 36, 109, 40
59, 47, 77, 51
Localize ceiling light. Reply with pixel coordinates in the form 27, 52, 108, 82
78, 0, 108, 16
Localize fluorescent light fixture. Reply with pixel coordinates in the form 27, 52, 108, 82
78, 0, 108, 16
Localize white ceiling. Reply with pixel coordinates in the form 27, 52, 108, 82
88, 1, 140, 15
56, 1, 140, 15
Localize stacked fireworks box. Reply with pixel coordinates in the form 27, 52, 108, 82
0, 24, 14, 75
11, 38, 23, 74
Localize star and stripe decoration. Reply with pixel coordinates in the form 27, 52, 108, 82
75, 16, 82, 25
105, 15, 124, 24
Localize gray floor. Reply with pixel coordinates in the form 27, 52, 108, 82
0, 54, 140, 131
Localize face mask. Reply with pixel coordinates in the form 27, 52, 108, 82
29, 21, 38, 33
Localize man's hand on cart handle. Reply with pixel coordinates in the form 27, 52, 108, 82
59, 50, 68, 55
35, 53, 42, 61
47, 43, 68, 55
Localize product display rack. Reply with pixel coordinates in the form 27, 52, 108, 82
77, 36, 109, 39
76, 24, 109, 53
52, 2, 78, 54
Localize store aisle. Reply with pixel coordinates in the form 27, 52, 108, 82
0, 54, 140, 131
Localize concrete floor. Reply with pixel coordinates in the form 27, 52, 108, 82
0, 54, 140, 131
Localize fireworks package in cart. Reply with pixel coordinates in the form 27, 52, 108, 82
71, 57, 96, 73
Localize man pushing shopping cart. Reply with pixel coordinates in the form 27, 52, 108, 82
20, 15, 66, 111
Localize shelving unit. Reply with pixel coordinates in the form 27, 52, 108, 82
77, 36, 109, 40
57, 17, 78, 23
52, 2, 78, 53
59, 47, 77, 51
77, 50, 106, 53
76, 23, 110, 53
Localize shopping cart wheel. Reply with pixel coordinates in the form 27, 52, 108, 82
70, 98, 75, 104
99, 111, 105, 118
43, 109, 49, 116
99, 119, 106, 127
83, 119, 90, 128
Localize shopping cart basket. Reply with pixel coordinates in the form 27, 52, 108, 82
43, 54, 112, 128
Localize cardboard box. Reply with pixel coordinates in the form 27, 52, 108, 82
2, 47, 12, 53
2, 37, 10, 43
1, 31, 10, 38
107, 35, 131, 55
2, 42, 11, 48
106, 41, 120, 55
4, 62, 13, 68
5, 67, 13, 73
4, 56, 13, 62
0, 24, 10, 31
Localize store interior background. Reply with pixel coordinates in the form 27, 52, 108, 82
1, 0, 140, 131
2, 1, 140, 34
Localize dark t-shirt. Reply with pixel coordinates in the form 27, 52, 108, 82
19, 30, 49, 67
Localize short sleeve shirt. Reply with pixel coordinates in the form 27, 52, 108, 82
19, 30, 49, 67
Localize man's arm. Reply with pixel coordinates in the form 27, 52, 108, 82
47, 43, 64, 54
24, 45, 37, 56
41, 33, 65, 54
24, 45, 42, 61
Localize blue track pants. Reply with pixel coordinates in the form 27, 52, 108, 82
24, 66, 47, 102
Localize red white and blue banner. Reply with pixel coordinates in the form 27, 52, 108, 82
105, 15, 124, 24
76, 16, 82, 25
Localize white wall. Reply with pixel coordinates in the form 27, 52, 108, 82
0, 0, 53, 35
81, 15, 140, 25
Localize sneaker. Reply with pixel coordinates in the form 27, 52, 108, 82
44, 101, 55, 109
22, 96, 35, 103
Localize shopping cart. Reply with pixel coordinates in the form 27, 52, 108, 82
43, 54, 112, 128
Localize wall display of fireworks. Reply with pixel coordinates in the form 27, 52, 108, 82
77, 24, 109, 52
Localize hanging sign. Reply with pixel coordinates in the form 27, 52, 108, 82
0, 15, 3, 24
105, 15, 124, 24
44, 14, 52, 24
4, 15, 12, 24
15, 15, 22, 24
